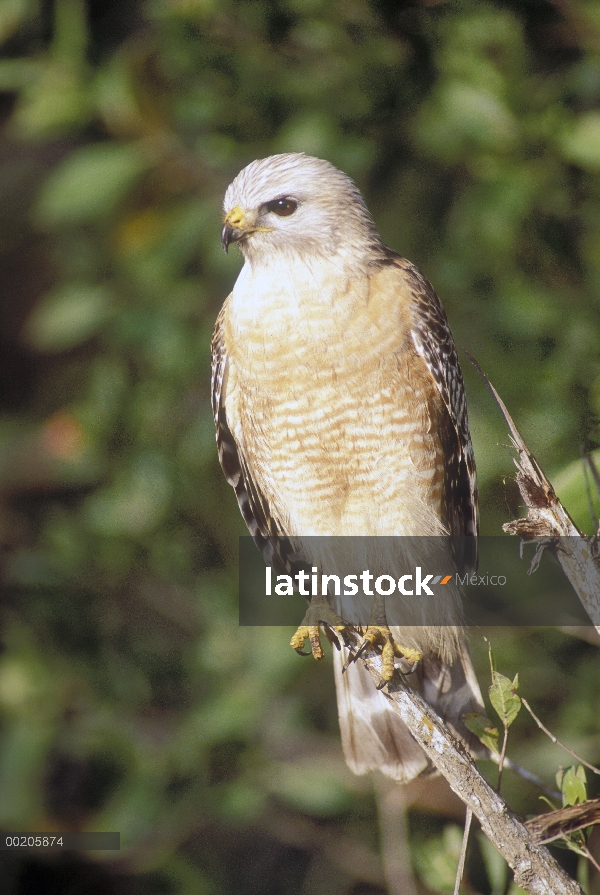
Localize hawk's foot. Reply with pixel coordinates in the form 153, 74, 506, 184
290, 600, 352, 660
353, 626, 421, 681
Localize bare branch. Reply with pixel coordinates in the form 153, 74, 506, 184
465, 352, 600, 631
453, 807, 473, 895
349, 636, 584, 895
584, 845, 600, 874
521, 698, 600, 777
525, 798, 600, 845
497, 724, 509, 793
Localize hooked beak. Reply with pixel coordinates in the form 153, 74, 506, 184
221, 224, 232, 253
221, 205, 272, 253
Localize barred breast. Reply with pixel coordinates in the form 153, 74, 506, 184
223, 262, 447, 540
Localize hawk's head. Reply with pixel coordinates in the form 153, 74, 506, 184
221, 153, 381, 263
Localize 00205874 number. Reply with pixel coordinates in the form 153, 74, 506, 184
5, 836, 63, 847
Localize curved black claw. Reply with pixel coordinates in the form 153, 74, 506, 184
290, 601, 351, 662
353, 638, 372, 662
323, 623, 343, 651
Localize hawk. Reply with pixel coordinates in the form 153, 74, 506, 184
212, 153, 483, 781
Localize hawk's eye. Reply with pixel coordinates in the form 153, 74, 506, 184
264, 198, 298, 217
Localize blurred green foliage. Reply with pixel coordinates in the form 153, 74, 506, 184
1, 1, 600, 893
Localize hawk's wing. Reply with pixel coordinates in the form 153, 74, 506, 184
211, 301, 307, 580
378, 253, 478, 573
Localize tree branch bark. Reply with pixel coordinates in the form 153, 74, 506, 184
465, 352, 600, 630
349, 637, 583, 894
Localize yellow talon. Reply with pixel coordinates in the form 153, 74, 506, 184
290, 600, 350, 660
290, 625, 324, 659
354, 626, 421, 681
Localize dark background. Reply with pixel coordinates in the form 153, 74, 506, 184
0, 1, 600, 892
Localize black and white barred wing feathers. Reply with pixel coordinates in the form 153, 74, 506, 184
402, 259, 478, 572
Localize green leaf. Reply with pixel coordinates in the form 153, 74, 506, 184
464, 712, 500, 756
35, 143, 147, 227
489, 672, 521, 728
24, 284, 113, 352
561, 765, 587, 807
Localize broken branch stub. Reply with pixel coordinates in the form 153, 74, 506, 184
465, 352, 600, 630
